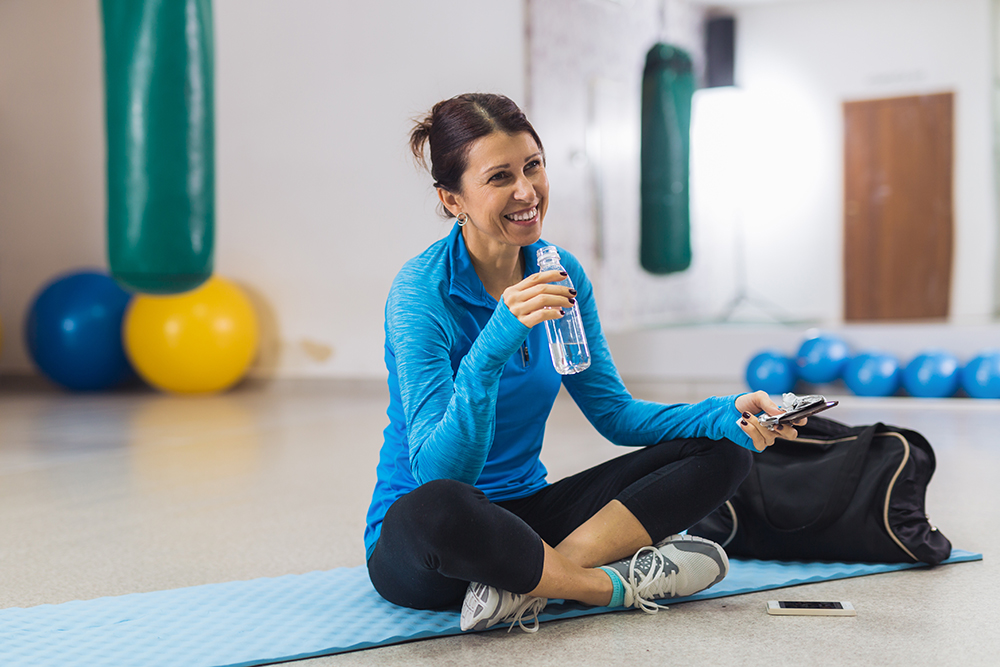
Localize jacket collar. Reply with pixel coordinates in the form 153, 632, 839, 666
446, 222, 546, 309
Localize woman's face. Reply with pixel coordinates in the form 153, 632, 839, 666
440, 131, 549, 253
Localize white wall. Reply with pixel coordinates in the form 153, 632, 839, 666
0, 0, 525, 379
2, 0, 997, 384
530, 0, 995, 332
0, 1, 107, 371
608, 0, 1000, 385
723, 0, 995, 323
994, 0, 1000, 313
527, 0, 714, 330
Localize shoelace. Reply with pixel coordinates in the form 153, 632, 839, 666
624, 546, 675, 614
503, 594, 548, 633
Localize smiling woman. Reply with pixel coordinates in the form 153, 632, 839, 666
440, 131, 549, 299
409, 95, 550, 299
363, 93, 795, 635
440, 133, 548, 250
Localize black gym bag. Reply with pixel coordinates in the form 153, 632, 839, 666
689, 416, 953, 565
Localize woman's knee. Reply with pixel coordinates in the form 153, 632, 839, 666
386, 479, 490, 547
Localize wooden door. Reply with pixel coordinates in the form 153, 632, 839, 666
843, 93, 953, 321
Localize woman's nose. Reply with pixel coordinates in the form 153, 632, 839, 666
513, 175, 534, 200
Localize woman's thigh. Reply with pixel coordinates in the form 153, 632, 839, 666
499, 438, 752, 547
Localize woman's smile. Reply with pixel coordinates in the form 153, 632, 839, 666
504, 206, 540, 226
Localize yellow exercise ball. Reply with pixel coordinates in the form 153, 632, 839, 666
124, 276, 259, 394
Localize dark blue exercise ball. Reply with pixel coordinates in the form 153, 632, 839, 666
961, 350, 1000, 399
796, 332, 850, 384
746, 350, 798, 395
902, 350, 960, 398
25, 270, 134, 391
843, 352, 901, 397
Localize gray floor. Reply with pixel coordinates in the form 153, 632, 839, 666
1, 378, 996, 666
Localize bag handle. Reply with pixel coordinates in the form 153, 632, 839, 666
739, 427, 875, 532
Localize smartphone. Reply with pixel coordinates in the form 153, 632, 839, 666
767, 600, 856, 616
758, 396, 838, 431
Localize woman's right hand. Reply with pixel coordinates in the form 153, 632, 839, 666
502, 270, 577, 328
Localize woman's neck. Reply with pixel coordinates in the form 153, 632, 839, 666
462, 228, 524, 301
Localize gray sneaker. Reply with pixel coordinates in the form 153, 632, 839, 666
602, 534, 729, 613
460, 581, 548, 633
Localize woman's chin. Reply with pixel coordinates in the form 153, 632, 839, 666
513, 225, 543, 246
505, 217, 542, 241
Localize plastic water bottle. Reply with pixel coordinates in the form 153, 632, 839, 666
536, 246, 591, 374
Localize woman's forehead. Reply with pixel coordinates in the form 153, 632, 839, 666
465, 132, 542, 171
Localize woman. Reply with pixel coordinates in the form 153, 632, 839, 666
364, 93, 798, 633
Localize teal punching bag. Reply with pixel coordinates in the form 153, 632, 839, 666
102, 0, 215, 294
640, 44, 694, 274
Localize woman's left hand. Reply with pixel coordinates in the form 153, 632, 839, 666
734, 391, 805, 452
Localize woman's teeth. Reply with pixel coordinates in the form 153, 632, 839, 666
505, 208, 537, 222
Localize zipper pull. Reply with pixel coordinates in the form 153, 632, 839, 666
521, 343, 530, 368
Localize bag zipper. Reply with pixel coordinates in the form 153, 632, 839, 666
878, 432, 918, 561
720, 500, 738, 547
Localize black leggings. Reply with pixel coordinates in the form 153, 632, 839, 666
367, 437, 753, 610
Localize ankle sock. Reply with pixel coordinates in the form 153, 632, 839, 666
598, 566, 625, 607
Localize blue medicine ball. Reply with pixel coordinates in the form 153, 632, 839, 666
796, 333, 850, 384
961, 350, 1000, 399
25, 270, 134, 391
843, 352, 901, 397
902, 350, 960, 398
746, 350, 798, 395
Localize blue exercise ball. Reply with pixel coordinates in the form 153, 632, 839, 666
961, 350, 1000, 399
843, 352, 901, 397
796, 333, 851, 384
25, 270, 134, 391
903, 350, 960, 398
746, 350, 798, 395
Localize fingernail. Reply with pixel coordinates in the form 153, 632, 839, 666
560, 308, 567, 315
740, 419, 748, 426
776, 424, 784, 430
569, 288, 577, 295
568, 298, 576, 304
560, 271, 568, 276
742, 411, 751, 419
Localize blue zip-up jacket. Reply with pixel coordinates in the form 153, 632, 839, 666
364, 224, 753, 558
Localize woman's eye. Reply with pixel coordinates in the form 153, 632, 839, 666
488, 171, 509, 183
526, 160, 542, 170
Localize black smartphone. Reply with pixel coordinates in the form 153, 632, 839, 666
758, 396, 838, 430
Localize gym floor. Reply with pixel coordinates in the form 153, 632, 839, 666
1, 378, 996, 666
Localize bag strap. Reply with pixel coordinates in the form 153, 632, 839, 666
740, 428, 875, 532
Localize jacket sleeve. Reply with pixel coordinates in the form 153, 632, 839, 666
558, 253, 756, 451
386, 279, 530, 485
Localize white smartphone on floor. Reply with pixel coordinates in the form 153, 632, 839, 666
767, 601, 856, 616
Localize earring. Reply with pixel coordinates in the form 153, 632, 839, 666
456, 213, 469, 227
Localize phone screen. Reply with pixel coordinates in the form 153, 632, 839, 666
778, 601, 844, 609
775, 400, 838, 424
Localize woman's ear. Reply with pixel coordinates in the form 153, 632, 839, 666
437, 187, 462, 218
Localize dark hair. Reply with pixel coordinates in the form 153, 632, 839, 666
409, 93, 544, 217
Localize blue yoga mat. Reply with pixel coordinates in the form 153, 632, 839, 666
0, 550, 981, 667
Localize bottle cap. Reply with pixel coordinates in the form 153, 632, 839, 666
536, 245, 560, 263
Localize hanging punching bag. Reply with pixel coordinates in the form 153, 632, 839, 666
102, 0, 215, 294
640, 43, 694, 275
